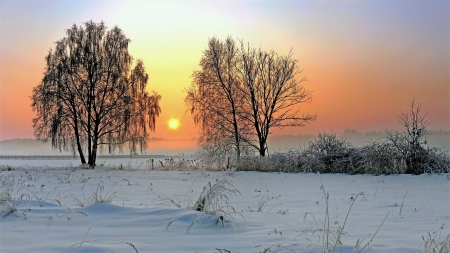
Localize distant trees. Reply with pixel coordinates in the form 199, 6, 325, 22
31, 21, 161, 168
186, 36, 316, 160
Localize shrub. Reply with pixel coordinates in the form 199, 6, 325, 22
0, 188, 17, 218
385, 99, 450, 175
357, 141, 406, 175
299, 133, 362, 174
199, 126, 449, 175
233, 131, 450, 175
420, 148, 450, 174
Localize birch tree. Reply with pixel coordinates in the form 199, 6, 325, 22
31, 20, 161, 168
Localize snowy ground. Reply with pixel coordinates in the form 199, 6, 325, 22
0, 162, 449, 253
0, 157, 184, 169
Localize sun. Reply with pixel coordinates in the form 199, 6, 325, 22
168, 118, 180, 130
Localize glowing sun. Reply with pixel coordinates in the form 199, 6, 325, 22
168, 118, 180, 130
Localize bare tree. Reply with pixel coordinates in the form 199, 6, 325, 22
185, 37, 250, 160
186, 37, 316, 159
237, 41, 317, 156
388, 99, 430, 174
31, 21, 161, 168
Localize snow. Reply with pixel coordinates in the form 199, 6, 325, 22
1, 163, 449, 253
0, 157, 175, 169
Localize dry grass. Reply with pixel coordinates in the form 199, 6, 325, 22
298, 183, 388, 253
166, 178, 243, 233
420, 224, 450, 253
60, 227, 139, 253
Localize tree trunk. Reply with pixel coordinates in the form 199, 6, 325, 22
71, 103, 87, 165
259, 141, 266, 157
235, 133, 241, 160
88, 136, 98, 168
76, 135, 86, 165
232, 107, 241, 160
87, 128, 92, 167
73, 122, 86, 164
88, 148, 97, 169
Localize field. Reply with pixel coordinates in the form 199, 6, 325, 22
1, 159, 449, 253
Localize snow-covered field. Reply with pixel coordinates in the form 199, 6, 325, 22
1, 161, 449, 253
0, 157, 184, 169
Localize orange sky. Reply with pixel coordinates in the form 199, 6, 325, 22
0, 0, 448, 146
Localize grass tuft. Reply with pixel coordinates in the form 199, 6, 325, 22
90, 183, 117, 204
61, 227, 139, 253
420, 224, 450, 253
299, 183, 388, 253
167, 178, 243, 233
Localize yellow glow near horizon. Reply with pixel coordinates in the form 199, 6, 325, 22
168, 118, 180, 130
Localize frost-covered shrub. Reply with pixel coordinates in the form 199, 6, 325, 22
0, 188, 17, 218
235, 156, 269, 171
384, 99, 450, 175
198, 129, 449, 175
299, 133, 362, 173
420, 148, 450, 174
235, 150, 302, 172
271, 152, 300, 172
387, 132, 450, 174
357, 141, 406, 175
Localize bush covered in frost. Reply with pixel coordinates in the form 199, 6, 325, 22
231, 132, 449, 175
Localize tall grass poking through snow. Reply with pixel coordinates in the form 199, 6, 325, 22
193, 178, 240, 215
420, 224, 450, 253
300, 183, 388, 253
90, 183, 117, 204
61, 227, 139, 253
167, 178, 243, 233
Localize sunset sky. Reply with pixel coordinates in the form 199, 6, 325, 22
0, 0, 448, 144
